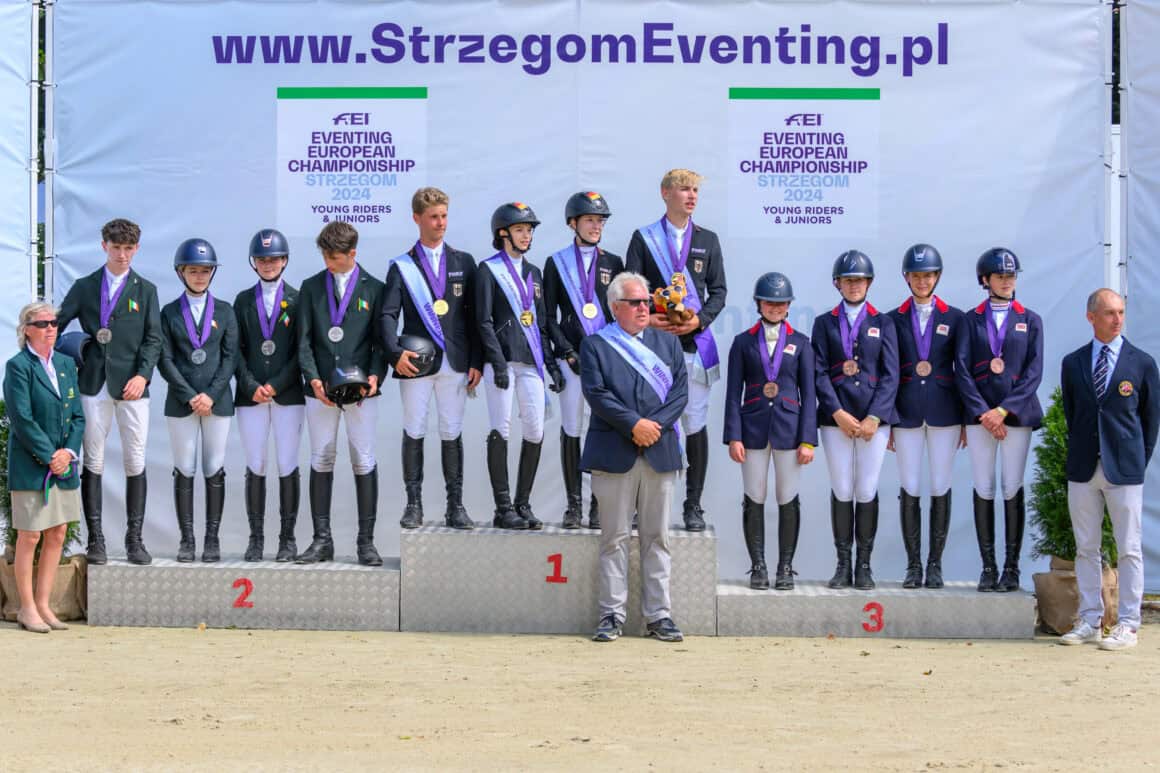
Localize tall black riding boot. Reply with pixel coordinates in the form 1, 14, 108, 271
514, 439, 544, 530
854, 496, 880, 590
587, 492, 600, 530
202, 468, 226, 563
828, 494, 854, 588
998, 487, 1026, 592
81, 468, 107, 564
173, 469, 196, 563
900, 489, 923, 589
682, 428, 708, 531
774, 496, 801, 590
296, 469, 335, 563
488, 431, 524, 529
973, 490, 998, 592
442, 437, 473, 530
355, 467, 383, 566
244, 470, 266, 562
124, 472, 152, 565
399, 434, 424, 529
742, 495, 768, 590
560, 430, 583, 529
276, 471, 300, 562
924, 491, 951, 589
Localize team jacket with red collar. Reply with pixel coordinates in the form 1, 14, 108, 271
723, 320, 818, 450
812, 302, 899, 426
887, 296, 964, 428
953, 299, 1044, 428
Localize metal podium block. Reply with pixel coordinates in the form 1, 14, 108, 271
87, 558, 400, 631
400, 525, 717, 635
716, 580, 1035, 639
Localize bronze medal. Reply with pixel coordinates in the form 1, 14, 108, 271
915, 360, 932, 377
842, 359, 859, 376
582, 302, 599, 319
520, 310, 534, 327
433, 298, 450, 316
763, 381, 779, 399
990, 357, 1005, 374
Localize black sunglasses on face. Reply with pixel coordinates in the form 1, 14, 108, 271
27, 319, 59, 329
617, 298, 650, 308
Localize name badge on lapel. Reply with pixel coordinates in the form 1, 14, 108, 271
867, 327, 880, 338
1015, 322, 1028, 333
936, 324, 949, 336
783, 343, 797, 356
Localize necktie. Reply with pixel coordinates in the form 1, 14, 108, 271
1094, 344, 1110, 400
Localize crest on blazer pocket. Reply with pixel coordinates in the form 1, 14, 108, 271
600, 269, 611, 285
936, 324, 949, 336
1015, 322, 1028, 333
452, 282, 463, 297
867, 327, 880, 338
1119, 380, 1134, 397
534, 283, 542, 299
693, 259, 704, 273
783, 343, 797, 356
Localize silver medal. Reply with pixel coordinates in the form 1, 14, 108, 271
190, 348, 207, 365
260, 339, 276, 356
96, 327, 112, 344
327, 325, 345, 343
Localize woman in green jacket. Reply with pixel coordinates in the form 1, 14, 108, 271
3, 301, 85, 633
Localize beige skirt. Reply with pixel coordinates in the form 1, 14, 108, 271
9, 487, 81, 532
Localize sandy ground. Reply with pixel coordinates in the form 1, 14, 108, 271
1, 622, 1157, 772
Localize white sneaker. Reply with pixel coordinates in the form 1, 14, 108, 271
1059, 620, 1102, 646
1098, 623, 1138, 651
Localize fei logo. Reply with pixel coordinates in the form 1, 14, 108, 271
332, 112, 370, 125
784, 113, 822, 126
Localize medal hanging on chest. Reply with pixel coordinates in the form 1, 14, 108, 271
98, 272, 131, 345
416, 241, 450, 316
180, 294, 215, 366
255, 280, 284, 357
326, 266, 360, 344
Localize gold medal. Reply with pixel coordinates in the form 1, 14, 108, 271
582, 302, 598, 319
520, 310, 534, 327
763, 382, 779, 399
915, 360, 932, 377
842, 359, 859, 376
990, 357, 1005, 374
433, 298, 450, 316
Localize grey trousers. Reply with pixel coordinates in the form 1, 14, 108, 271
592, 457, 676, 624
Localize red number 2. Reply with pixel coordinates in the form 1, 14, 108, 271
233, 577, 255, 608
862, 601, 883, 633
546, 553, 568, 584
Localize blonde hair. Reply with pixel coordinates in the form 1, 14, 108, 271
16, 300, 57, 348
661, 168, 703, 190
412, 186, 450, 215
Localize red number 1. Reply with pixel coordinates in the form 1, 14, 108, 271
862, 601, 883, 633
546, 553, 568, 584
233, 577, 254, 608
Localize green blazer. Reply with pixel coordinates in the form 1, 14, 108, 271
158, 293, 239, 418
297, 265, 387, 393
57, 267, 163, 398
233, 281, 305, 407
3, 348, 85, 492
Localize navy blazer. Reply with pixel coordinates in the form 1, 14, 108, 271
158, 295, 239, 418
954, 300, 1044, 428
723, 321, 818, 450
812, 302, 899, 426
1061, 338, 1160, 485
580, 326, 688, 474
887, 296, 964, 428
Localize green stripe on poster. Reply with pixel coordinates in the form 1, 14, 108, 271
277, 87, 428, 100
728, 87, 880, 101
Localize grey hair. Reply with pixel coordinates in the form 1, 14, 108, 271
607, 271, 650, 304
1086, 288, 1122, 314
16, 301, 57, 349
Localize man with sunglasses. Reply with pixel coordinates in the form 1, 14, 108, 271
581, 271, 688, 643
57, 218, 163, 565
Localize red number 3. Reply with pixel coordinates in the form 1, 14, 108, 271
233, 578, 254, 608
862, 601, 884, 633
546, 553, 568, 584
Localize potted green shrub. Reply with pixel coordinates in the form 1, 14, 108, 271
0, 399, 88, 620
1029, 386, 1119, 633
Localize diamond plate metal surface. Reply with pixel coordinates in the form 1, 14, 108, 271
716, 579, 1035, 638
87, 558, 400, 631
401, 525, 718, 635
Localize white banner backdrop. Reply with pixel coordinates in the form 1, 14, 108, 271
1125, 0, 1160, 591
0, 0, 32, 365
53, 0, 1108, 585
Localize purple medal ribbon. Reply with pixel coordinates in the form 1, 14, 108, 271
100, 271, 130, 328
661, 215, 694, 274
983, 303, 1012, 359
43, 461, 75, 504
255, 280, 284, 341
499, 253, 535, 313
644, 216, 720, 373
838, 303, 868, 360
910, 301, 934, 362
414, 240, 447, 299
325, 265, 361, 327
180, 293, 216, 349
573, 243, 598, 307
757, 324, 788, 383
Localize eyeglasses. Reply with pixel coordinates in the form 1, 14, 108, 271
617, 298, 651, 308
27, 319, 59, 329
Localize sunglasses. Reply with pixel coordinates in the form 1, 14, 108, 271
27, 319, 59, 329
617, 298, 651, 308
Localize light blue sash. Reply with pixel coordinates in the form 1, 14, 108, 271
390, 251, 445, 351
551, 245, 606, 337
596, 324, 680, 440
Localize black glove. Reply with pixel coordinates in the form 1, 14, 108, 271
492, 367, 510, 390
548, 367, 565, 393
563, 351, 581, 375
